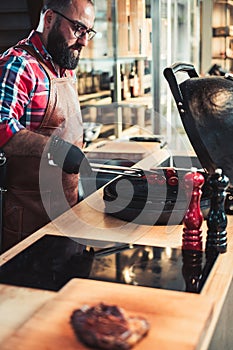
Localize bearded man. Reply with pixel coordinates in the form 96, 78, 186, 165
0, 0, 96, 251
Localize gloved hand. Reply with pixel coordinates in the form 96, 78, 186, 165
48, 135, 92, 176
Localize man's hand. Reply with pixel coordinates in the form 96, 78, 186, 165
48, 135, 92, 176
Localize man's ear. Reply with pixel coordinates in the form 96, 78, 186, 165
44, 9, 55, 28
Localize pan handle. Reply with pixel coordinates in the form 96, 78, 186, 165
163, 62, 199, 104
90, 162, 144, 177
164, 62, 199, 77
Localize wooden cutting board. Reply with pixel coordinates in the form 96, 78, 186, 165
1, 279, 213, 350
84, 141, 162, 162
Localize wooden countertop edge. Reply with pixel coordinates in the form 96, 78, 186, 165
198, 250, 233, 350
0, 222, 60, 265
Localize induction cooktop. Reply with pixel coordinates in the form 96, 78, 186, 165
0, 235, 218, 293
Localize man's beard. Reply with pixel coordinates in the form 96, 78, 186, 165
47, 23, 82, 70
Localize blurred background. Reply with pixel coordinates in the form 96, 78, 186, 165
0, 0, 230, 145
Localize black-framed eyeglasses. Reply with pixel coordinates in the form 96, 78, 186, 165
52, 9, 96, 41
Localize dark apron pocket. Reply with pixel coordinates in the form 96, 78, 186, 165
3, 189, 51, 251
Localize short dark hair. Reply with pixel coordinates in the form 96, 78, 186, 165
42, 0, 94, 13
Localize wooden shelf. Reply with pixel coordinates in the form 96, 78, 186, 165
212, 1, 233, 70
214, 0, 233, 7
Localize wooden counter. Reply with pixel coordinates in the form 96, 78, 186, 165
0, 155, 233, 349
84, 139, 168, 163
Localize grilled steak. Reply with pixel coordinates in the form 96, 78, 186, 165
70, 303, 149, 349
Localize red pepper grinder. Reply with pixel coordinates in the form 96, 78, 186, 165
182, 167, 205, 251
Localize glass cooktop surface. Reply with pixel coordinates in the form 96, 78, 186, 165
0, 235, 218, 293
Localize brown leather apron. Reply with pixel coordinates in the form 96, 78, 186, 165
2, 46, 83, 251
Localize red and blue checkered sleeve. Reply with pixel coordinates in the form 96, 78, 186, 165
0, 53, 41, 147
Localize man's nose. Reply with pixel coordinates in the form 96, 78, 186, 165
77, 34, 89, 46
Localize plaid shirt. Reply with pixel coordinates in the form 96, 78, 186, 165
0, 30, 76, 147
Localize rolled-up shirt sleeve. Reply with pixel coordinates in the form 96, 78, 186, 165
0, 54, 37, 147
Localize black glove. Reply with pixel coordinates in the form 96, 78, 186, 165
48, 135, 92, 176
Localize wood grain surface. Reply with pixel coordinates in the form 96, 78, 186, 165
1, 278, 214, 350
0, 285, 54, 344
